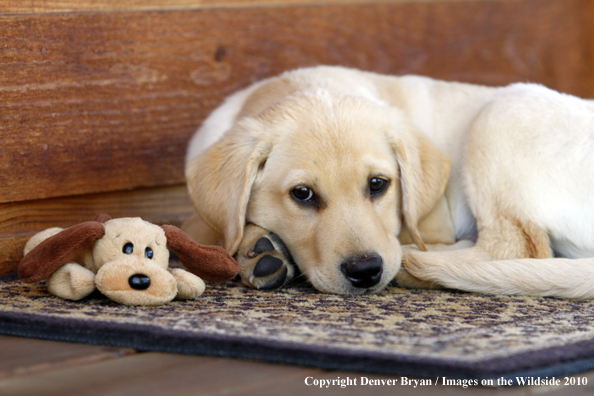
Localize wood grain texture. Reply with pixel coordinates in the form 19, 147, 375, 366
1, 0, 592, 204
0, 352, 321, 396
1, 0, 492, 15
1, 343, 591, 396
0, 184, 194, 274
0, 335, 136, 379
1, 334, 593, 395
0, 351, 477, 396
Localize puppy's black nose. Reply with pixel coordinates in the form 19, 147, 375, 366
340, 255, 383, 288
129, 274, 151, 290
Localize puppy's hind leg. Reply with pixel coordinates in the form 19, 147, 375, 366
403, 215, 555, 296
395, 240, 476, 289
236, 224, 295, 289
403, 94, 558, 296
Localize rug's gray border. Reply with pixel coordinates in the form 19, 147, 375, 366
3, 307, 594, 384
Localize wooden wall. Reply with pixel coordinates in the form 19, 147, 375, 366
1, 0, 593, 274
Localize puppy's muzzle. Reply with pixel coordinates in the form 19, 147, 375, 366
340, 254, 383, 288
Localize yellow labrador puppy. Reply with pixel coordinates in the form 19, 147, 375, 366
184, 66, 594, 298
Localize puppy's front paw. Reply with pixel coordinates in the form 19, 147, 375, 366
237, 225, 294, 290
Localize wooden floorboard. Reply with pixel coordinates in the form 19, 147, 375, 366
1, 335, 593, 396
0, 335, 136, 379
0, 350, 322, 396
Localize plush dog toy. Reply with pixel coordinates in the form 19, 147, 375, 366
18, 214, 239, 306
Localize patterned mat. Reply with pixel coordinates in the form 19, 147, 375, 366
2, 273, 594, 383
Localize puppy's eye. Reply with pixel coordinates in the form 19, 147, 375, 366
123, 242, 134, 254
291, 186, 315, 204
145, 247, 153, 259
369, 177, 389, 196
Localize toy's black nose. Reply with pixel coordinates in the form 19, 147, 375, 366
129, 274, 151, 290
340, 254, 383, 288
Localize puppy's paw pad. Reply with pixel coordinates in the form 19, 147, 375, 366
253, 254, 284, 277
260, 266, 288, 290
248, 237, 276, 258
237, 231, 294, 290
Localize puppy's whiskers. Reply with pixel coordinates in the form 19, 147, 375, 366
288, 267, 314, 289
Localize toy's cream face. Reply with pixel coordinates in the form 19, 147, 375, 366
92, 218, 170, 271
91, 218, 179, 304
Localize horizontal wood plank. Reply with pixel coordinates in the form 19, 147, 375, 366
0, 335, 136, 379
1, 0, 492, 15
0, 351, 442, 396
1, 334, 593, 395
0, 184, 194, 274
0, 352, 318, 395
3, 346, 585, 396
1, 0, 592, 204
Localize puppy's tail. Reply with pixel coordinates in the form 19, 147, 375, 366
404, 254, 594, 299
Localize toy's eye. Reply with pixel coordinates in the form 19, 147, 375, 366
145, 247, 153, 259
123, 243, 134, 254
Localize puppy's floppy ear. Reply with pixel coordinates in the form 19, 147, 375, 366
386, 120, 451, 251
19, 222, 105, 283
162, 225, 239, 282
186, 124, 274, 254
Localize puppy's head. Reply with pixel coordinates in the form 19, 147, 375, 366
187, 88, 450, 294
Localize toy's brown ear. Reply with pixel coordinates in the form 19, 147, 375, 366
18, 222, 105, 283
94, 214, 112, 223
161, 225, 239, 282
